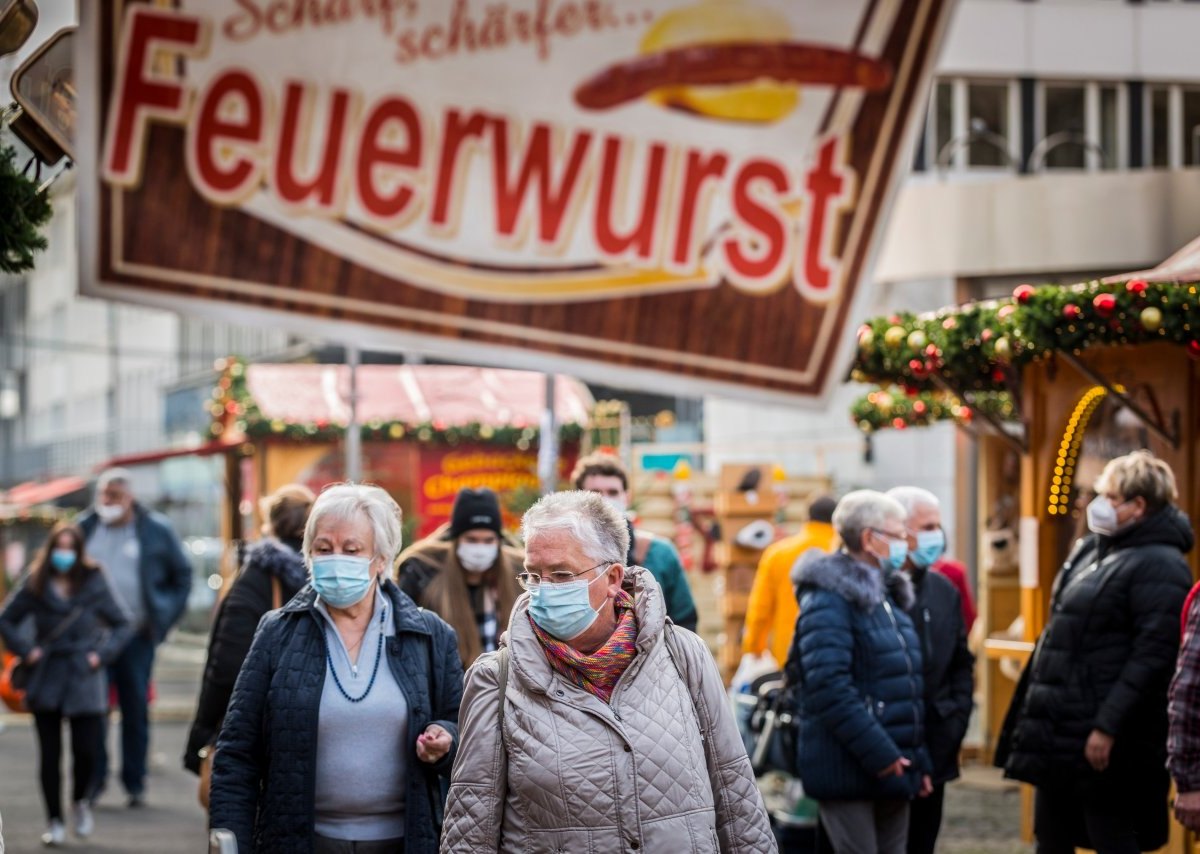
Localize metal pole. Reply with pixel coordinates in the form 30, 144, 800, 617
538, 373, 558, 496
345, 345, 362, 482
107, 303, 118, 459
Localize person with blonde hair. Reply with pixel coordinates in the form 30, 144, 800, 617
397, 488, 523, 667
209, 483, 463, 853
185, 484, 316, 787
1000, 450, 1192, 854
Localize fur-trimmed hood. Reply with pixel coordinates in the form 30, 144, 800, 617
243, 537, 308, 593
797, 550, 914, 611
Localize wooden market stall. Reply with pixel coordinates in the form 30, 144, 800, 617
851, 237, 1200, 848
204, 360, 593, 551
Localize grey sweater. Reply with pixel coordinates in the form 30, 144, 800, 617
313, 590, 409, 841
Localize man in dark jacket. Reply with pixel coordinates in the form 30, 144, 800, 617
888, 487, 975, 854
1000, 450, 1192, 854
78, 468, 193, 806
787, 489, 931, 854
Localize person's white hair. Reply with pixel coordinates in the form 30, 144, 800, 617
886, 486, 940, 519
96, 467, 133, 494
522, 491, 630, 565
303, 483, 403, 566
833, 489, 907, 552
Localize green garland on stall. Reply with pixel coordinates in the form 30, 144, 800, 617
850, 387, 1015, 433
852, 280, 1200, 392
203, 357, 583, 448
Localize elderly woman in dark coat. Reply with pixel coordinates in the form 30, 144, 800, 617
208, 483, 463, 854
0, 523, 133, 846
999, 450, 1193, 854
786, 489, 931, 854
185, 484, 314, 783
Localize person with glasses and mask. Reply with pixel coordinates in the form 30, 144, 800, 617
397, 488, 523, 668
441, 490, 776, 853
785, 489, 932, 854
208, 484, 463, 854
886, 487, 974, 854
999, 451, 1191, 854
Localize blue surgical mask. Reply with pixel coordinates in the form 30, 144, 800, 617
310, 554, 374, 608
528, 573, 603, 641
870, 530, 909, 574
909, 529, 946, 569
50, 549, 76, 573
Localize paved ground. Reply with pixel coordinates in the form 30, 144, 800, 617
0, 634, 209, 853
0, 633, 1033, 852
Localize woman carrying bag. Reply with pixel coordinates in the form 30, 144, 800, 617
0, 523, 134, 846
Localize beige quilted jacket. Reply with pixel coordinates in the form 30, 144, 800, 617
441, 567, 776, 853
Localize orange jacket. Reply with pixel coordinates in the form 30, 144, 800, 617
741, 521, 837, 664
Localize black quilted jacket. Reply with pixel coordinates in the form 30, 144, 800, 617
1000, 506, 1193, 846
208, 578, 463, 854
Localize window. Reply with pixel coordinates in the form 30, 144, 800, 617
1043, 84, 1087, 169
920, 78, 1016, 172
934, 80, 952, 165
1149, 86, 1171, 168
1099, 85, 1120, 170
967, 82, 1010, 167
1183, 88, 1200, 166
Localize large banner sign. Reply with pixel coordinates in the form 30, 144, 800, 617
79, 0, 953, 401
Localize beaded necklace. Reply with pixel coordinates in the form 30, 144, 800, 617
324, 605, 387, 704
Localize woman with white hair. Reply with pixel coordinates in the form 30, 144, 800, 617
786, 489, 931, 854
1000, 451, 1192, 854
209, 484, 464, 854
441, 491, 776, 852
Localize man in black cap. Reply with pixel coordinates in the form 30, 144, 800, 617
396, 488, 524, 667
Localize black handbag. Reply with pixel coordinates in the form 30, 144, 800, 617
748, 672, 800, 776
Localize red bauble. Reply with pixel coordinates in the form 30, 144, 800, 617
924, 343, 940, 358
991, 367, 1006, 383
1063, 303, 1082, 320
888, 315, 902, 325
913, 401, 927, 415
908, 358, 929, 379
904, 384, 920, 397
1014, 284, 1036, 304
1188, 340, 1200, 360
1125, 279, 1148, 296
942, 317, 957, 331
959, 407, 973, 423
892, 417, 907, 430
980, 329, 994, 342
1093, 293, 1117, 317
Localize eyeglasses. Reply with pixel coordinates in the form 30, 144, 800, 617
870, 527, 908, 545
516, 560, 616, 590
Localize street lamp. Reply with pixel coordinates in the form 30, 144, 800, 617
935, 118, 1016, 176
9, 25, 74, 165
1027, 131, 1108, 173
0, 0, 37, 59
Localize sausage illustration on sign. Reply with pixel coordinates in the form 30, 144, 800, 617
575, 41, 893, 113
574, 0, 893, 123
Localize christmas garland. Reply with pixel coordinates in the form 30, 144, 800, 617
852, 280, 1200, 392
850, 387, 1014, 433
204, 357, 584, 448
0, 144, 53, 274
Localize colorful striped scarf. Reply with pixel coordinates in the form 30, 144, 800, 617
530, 590, 639, 703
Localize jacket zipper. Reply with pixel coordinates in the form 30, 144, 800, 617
883, 600, 921, 750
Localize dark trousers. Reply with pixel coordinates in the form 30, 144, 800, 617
313, 835, 405, 854
96, 631, 156, 796
907, 783, 946, 854
33, 711, 103, 821
1034, 785, 1140, 854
